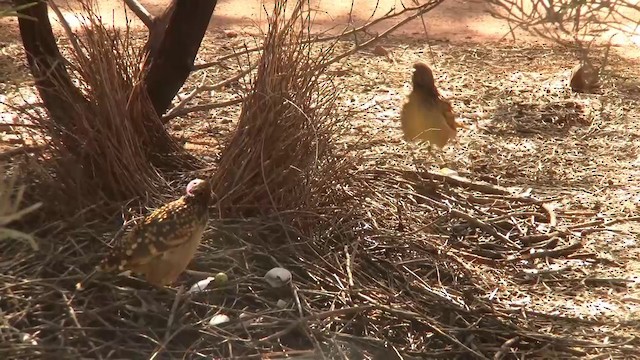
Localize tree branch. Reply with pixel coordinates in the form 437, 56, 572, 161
317, 0, 445, 71
123, 0, 154, 28
163, 63, 254, 122
194, 0, 445, 70
162, 98, 242, 122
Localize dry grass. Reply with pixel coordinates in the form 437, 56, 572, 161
210, 0, 352, 222
488, 0, 640, 45
0, 163, 41, 250
20, 0, 190, 213
0, 0, 639, 359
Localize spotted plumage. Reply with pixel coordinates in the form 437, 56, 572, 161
81, 178, 212, 289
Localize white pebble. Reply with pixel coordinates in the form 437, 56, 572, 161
264, 267, 292, 288
208, 314, 230, 326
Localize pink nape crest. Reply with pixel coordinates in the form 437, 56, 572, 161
186, 178, 205, 195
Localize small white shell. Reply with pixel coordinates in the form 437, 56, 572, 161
276, 299, 288, 309
264, 267, 292, 288
21, 333, 38, 346
208, 314, 230, 326
188, 277, 215, 294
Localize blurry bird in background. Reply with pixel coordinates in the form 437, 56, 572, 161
400, 62, 464, 149
570, 60, 600, 93
76, 178, 212, 290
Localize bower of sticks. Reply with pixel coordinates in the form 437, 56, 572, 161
1, 0, 639, 359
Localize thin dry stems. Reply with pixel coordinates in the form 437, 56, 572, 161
0, 163, 41, 250
166, 1, 445, 121
27, 0, 176, 212
487, 0, 640, 62
210, 0, 351, 222
192, 0, 445, 71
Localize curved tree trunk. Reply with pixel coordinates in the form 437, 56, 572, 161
13, 0, 218, 200
142, 0, 218, 119
14, 0, 217, 152
15, 0, 87, 156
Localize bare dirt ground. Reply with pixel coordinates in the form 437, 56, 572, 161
1, 1, 640, 359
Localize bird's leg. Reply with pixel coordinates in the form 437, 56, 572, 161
425, 142, 448, 165
425, 142, 445, 164
436, 148, 447, 165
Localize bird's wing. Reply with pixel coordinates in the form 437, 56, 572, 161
400, 100, 427, 141
99, 198, 202, 272
402, 97, 449, 141
437, 99, 458, 131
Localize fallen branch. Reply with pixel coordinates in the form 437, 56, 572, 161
162, 98, 243, 122
0, 145, 45, 161
163, 64, 254, 122
513, 266, 574, 281
422, 168, 559, 227
520, 240, 583, 260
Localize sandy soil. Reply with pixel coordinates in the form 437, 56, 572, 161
1, 0, 634, 52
